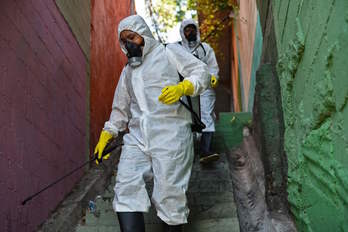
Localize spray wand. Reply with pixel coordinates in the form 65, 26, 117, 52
21, 132, 124, 205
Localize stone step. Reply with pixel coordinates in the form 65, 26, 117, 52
83, 201, 238, 225
190, 201, 238, 221
188, 191, 235, 209
188, 179, 233, 193
77, 195, 238, 229
184, 217, 240, 232
75, 151, 240, 232
76, 224, 163, 232
90, 190, 236, 211
81, 191, 237, 223
77, 218, 240, 232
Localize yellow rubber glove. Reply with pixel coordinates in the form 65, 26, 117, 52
94, 130, 114, 165
158, 80, 194, 104
211, 75, 218, 88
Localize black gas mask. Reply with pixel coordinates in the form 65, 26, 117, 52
184, 24, 198, 48
125, 40, 143, 67
184, 24, 197, 42
186, 31, 197, 42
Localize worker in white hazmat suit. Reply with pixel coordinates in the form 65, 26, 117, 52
178, 19, 220, 163
93, 15, 210, 232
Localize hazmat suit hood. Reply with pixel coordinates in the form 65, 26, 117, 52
118, 15, 159, 66
180, 19, 201, 51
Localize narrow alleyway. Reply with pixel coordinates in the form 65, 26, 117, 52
74, 152, 240, 232
2, 1, 347, 231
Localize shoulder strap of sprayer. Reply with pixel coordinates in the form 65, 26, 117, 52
178, 41, 206, 57
177, 73, 205, 132
164, 43, 205, 132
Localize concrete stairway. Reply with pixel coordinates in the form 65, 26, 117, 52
75, 153, 240, 232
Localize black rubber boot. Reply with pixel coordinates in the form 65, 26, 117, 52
162, 223, 183, 232
200, 132, 219, 163
200, 132, 213, 155
117, 212, 145, 232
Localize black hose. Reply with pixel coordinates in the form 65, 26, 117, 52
21, 133, 124, 205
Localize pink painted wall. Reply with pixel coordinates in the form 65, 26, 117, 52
237, 0, 258, 111
90, 0, 132, 150
0, 1, 87, 231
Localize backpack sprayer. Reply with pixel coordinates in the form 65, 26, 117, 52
178, 11, 235, 132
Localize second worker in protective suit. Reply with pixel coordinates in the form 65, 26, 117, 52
177, 19, 220, 164
93, 15, 210, 232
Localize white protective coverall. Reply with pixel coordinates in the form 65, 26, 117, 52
179, 19, 220, 132
103, 15, 210, 225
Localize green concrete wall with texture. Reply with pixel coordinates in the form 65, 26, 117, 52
248, 13, 263, 112
272, 0, 348, 231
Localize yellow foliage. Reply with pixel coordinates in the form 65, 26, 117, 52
188, 0, 238, 55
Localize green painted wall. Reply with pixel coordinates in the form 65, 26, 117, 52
213, 112, 252, 153
248, 13, 263, 112
272, 0, 348, 231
